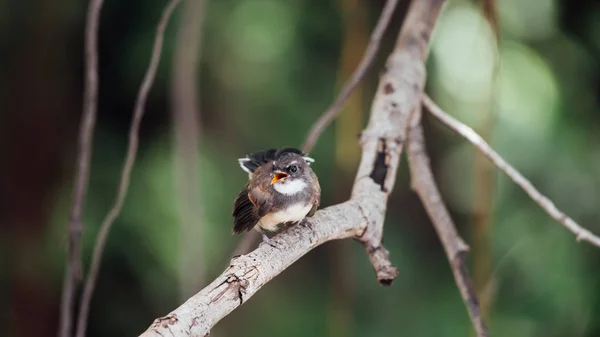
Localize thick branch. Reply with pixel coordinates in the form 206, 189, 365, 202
350, 0, 445, 281
58, 0, 104, 336
140, 0, 446, 336
422, 94, 600, 247
407, 108, 489, 337
75, 1, 182, 336
141, 202, 364, 337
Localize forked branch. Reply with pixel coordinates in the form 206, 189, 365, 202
59, 0, 104, 336
406, 108, 489, 337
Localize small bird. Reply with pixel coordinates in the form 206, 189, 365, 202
232, 147, 321, 242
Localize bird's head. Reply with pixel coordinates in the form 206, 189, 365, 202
270, 153, 314, 195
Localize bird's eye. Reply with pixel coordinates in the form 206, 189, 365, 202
289, 165, 298, 173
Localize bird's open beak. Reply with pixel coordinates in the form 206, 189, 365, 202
271, 170, 289, 184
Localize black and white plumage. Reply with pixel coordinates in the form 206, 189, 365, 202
232, 148, 320, 238
237, 147, 314, 179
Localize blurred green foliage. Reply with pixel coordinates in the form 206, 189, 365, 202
2, 0, 600, 336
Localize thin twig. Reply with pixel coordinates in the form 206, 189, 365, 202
75, 1, 182, 336
58, 0, 104, 336
407, 108, 489, 337
171, 0, 206, 300
422, 94, 600, 247
301, 0, 399, 153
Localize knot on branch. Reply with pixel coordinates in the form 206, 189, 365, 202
211, 262, 260, 306
211, 275, 249, 306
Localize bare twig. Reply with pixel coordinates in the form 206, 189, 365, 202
58, 0, 104, 336
407, 108, 489, 337
171, 0, 206, 300
422, 94, 600, 247
75, 1, 182, 336
301, 0, 399, 153
139, 0, 447, 335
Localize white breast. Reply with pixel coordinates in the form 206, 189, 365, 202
273, 179, 307, 195
257, 202, 313, 232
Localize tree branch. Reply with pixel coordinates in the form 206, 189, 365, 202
58, 0, 104, 336
406, 108, 489, 337
422, 94, 600, 247
75, 1, 182, 336
139, 0, 446, 335
141, 202, 367, 337
301, 0, 399, 154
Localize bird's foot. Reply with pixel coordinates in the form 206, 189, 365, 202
298, 218, 310, 228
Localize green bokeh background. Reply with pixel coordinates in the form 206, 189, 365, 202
2, 0, 600, 336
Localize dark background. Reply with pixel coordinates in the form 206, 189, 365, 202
2, 0, 600, 336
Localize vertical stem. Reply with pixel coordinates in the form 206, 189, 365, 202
334, 0, 367, 172
59, 0, 104, 336
328, 0, 369, 330
75, 2, 182, 336
171, 0, 206, 300
329, 0, 368, 332
472, 147, 494, 321
472, 0, 500, 325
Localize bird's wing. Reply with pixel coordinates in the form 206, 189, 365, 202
307, 172, 321, 217
232, 186, 261, 234
247, 182, 274, 218
232, 171, 276, 233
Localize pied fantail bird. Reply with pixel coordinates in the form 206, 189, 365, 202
232, 148, 321, 242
